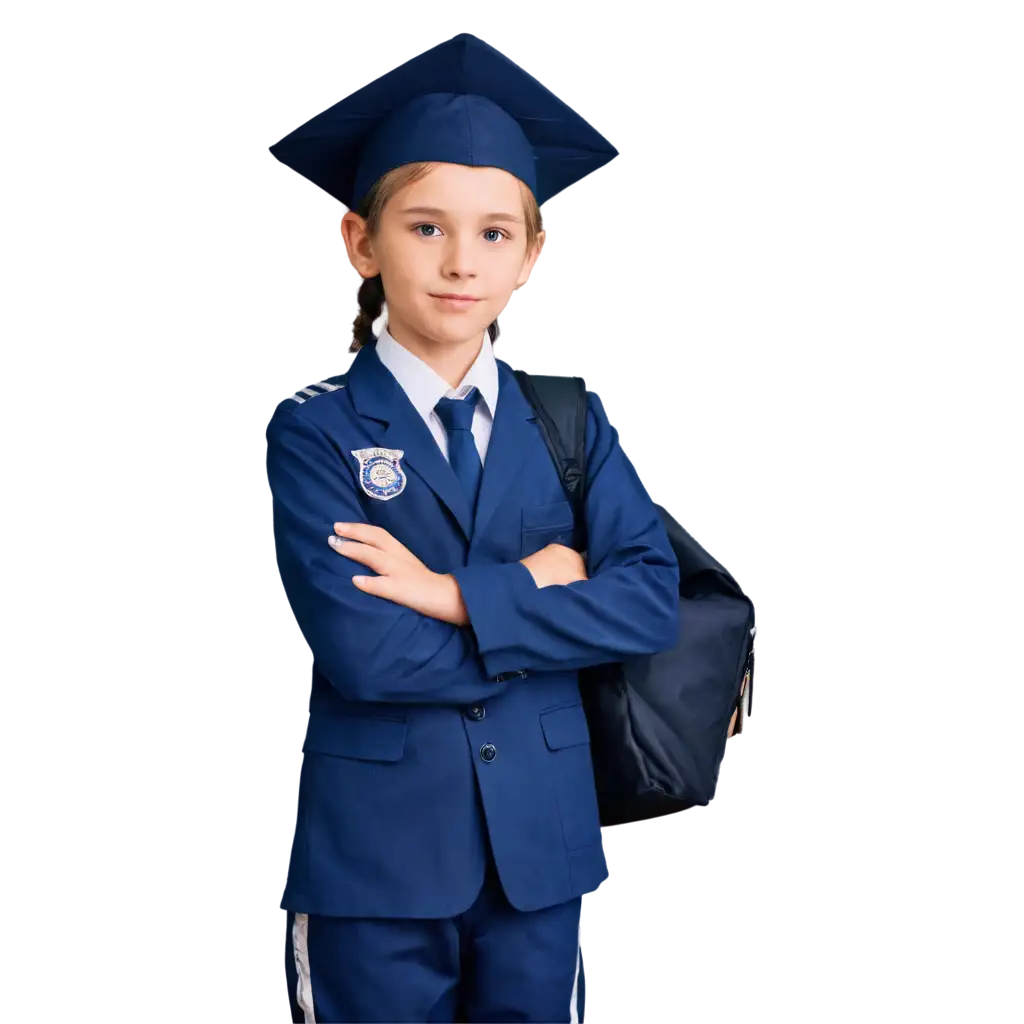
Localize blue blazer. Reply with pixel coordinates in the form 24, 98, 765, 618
266, 337, 680, 918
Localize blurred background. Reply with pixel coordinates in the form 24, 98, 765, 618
1, 2, 1021, 1020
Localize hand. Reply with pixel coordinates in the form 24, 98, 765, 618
520, 543, 588, 588
329, 522, 467, 626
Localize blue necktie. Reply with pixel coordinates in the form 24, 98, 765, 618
434, 387, 483, 517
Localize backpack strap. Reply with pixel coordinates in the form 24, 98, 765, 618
512, 370, 589, 553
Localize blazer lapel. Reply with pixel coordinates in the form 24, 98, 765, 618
346, 340, 475, 540
470, 361, 543, 542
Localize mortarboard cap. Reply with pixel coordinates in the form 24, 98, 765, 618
269, 32, 618, 210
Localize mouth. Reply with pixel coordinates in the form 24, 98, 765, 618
430, 293, 482, 307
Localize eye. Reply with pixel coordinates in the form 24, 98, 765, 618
414, 223, 442, 237
484, 229, 509, 244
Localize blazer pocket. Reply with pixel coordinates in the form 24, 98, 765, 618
539, 702, 591, 750
521, 499, 574, 557
539, 702, 602, 850
302, 713, 408, 762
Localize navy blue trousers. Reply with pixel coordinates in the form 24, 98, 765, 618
284, 838, 585, 1022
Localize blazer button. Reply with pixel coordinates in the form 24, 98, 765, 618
479, 743, 497, 762
466, 705, 486, 721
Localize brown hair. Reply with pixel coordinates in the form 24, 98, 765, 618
348, 161, 543, 352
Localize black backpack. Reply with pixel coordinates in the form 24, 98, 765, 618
513, 370, 757, 827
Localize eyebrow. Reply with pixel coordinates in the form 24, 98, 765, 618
398, 205, 524, 224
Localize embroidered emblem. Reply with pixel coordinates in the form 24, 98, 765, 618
286, 380, 345, 404
350, 447, 407, 501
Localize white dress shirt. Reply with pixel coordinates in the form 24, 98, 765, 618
374, 323, 500, 465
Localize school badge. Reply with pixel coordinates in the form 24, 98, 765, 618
350, 447, 407, 501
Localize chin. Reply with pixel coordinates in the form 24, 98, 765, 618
424, 313, 491, 345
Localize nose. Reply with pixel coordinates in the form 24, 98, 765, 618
440, 232, 478, 281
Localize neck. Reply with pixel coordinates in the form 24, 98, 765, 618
385, 316, 486, 390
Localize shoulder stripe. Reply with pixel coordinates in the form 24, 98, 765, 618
281, 380, 347, 406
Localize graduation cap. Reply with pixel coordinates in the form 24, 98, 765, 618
269, 32, 618, 210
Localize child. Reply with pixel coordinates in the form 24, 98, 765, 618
266, 33, 680, 1023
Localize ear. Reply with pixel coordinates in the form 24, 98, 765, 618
341, 212, 380, 277
513, 229, 546, 290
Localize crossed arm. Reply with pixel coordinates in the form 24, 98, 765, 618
327, 520, 587, 623
326, 390, 681, 677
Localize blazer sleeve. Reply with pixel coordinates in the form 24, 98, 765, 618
450, 390, 681, 678
265, 403, 509, 705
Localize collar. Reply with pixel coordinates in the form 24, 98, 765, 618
374, 323, 499, 420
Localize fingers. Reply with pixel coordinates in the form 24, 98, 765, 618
521, 544, 588, 587
333, 521, 394, 549
333, 522, 420, 565
350, 572, 396, 601
548, 543, 587, 583
328, 536, 392, 575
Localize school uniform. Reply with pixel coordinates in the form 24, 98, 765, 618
265, 31, 680, 1023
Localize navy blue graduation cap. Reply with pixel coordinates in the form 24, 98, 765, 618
269, 32, 618, 210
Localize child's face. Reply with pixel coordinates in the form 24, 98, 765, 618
347, 163, 544, 349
